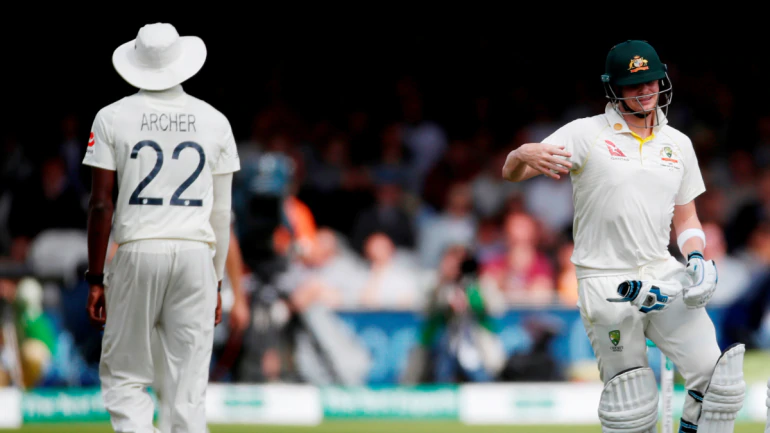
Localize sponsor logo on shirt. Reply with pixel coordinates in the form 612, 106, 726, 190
605, 140, 629, 160
86, 132, 95, 155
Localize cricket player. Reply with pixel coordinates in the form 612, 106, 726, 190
83, 22, 239, 433
502, 40, 745, 433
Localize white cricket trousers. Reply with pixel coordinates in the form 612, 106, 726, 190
100, 239, 218, 433
151, 330, 211, 433
577, 256, 722, 425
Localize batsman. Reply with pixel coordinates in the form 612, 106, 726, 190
502, 40, 746, 433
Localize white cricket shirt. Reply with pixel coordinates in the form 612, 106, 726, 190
82, 85, 240, 247
543, 103, 705, 278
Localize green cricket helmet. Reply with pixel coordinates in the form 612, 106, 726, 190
601, 40, 673, 126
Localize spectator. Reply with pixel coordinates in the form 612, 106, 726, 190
368, 122, 412, 191
408, 245, 504, 384
523, 169, 574, 246
417, 182, 478, 269
301, 133, 373, 236
273, 194, 318, 263
399, 90, 449, 195
350, 178, 415, 255
359, 233, 421, 310
58, 114, 88, 200
719, 221, 770, 350
0, 277, 57, 388
471, 148, 521, 219
475, 217, 506, 267
480, 211, 556, 306
726, 167, 770, 253
695, 185, 729, 227
422, 139, 481, 212
701, 222, 751, 306
723, 150, 759, 222
555, 239, 578, 307
497, 314, 566, 382
280, 227, 367, 311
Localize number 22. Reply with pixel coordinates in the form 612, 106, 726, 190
129, 140, 206, 207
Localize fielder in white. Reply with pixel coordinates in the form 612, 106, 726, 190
502, 40, 745, 433
83, 23, 239, 433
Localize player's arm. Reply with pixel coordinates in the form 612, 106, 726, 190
86, 167, 115, 327
211, 173, 233, 283
502, 143, 573, 182
210, 174, 233, 326
673, 200, 717, 309
672, 200, 705, 256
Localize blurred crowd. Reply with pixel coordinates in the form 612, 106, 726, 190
2, 72, 770, 388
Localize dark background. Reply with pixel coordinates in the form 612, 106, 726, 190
6, 17, 766, 159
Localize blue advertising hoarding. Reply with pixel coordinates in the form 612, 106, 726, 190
337, 307, 727, 385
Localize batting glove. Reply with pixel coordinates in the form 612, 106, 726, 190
683, 251, 717, 309
607, 279, 682, 314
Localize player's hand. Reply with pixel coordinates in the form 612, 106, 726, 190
86, 284, 106, 329
607, 279, 682, 314
215, 292, 222, 326
515, 143, 573, 179
229, 298, 250, 333
683, 251, 717, 309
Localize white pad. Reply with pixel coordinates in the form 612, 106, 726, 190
698, 343, 746, 433
598, 367, 658, 433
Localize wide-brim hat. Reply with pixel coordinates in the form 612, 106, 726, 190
112, 23, 206, 91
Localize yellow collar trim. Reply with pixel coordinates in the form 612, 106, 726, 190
630, 131, 655, 145
630, 131, 654, 155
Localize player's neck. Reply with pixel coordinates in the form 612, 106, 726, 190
139, 84, 184, 99
622, 112, 655, 139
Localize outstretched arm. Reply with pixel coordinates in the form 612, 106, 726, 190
502, 143, 573, 182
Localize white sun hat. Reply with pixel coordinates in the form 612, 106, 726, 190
112, 23, 207, 91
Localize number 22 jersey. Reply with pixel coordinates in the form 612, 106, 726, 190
82, 85, 240, 246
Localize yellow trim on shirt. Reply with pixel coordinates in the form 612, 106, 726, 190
630, 131, 655, 155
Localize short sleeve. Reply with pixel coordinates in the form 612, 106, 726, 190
541, 119, 593, 174
675, 139, 706, 205
212, 121, 240, 175
82, 106, 117, 171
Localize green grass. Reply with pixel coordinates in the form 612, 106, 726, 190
2, 422, 765, 433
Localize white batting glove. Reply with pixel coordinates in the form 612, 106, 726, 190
683, 251, 718, 309
606, 279, 682, 314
